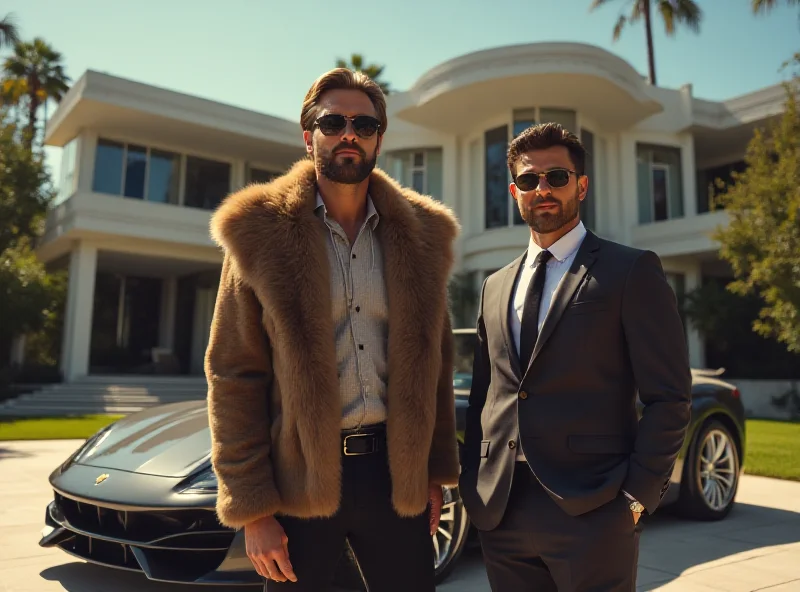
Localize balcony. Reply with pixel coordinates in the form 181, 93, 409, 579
630, 210, 729, 258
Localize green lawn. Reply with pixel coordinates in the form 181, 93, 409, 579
0, 415, 124, 441
0, 416, 798, 482
744, 419, 800, 481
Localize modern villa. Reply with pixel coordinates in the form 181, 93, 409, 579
37, 42, 787, 383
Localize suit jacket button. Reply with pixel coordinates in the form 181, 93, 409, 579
519, 391, 528, 400
508, 440, 516, 449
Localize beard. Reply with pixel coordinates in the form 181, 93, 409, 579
518, 188, 581, 234
315, 141, 378, 185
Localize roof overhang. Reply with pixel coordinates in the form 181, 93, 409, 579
394, 42, 663, 132
44, 71, 305, 162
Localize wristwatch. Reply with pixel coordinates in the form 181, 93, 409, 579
622, 491, 645, 514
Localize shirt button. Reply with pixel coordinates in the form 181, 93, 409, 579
358, 344, 364, 350
519, 391, 528, 400
352, 254, 356, 259
355, 306, 360, 312
508, 441, 516, 450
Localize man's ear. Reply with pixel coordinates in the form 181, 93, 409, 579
303, 130, 313, 155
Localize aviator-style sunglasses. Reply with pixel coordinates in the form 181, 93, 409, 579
514, 168, 576, 191
314, 114, 382, 139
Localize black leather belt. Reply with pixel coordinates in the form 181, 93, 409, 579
341, 424, 385, 456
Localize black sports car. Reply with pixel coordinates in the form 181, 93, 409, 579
40, 328, 746, 587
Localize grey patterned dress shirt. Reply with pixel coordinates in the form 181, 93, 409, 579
315, 193, 389, 430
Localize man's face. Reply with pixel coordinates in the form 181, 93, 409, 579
509, 146, 588, 234
303, 89, 382, 184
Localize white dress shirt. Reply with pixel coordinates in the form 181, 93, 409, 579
511, 221, 587, 460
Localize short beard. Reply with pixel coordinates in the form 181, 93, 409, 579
519, 188, 581, 234
316, 141, 377, 185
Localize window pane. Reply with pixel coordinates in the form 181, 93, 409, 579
580, 128, 595, 230
184, 156, 231, 210
248, 167, 279, 184
485, 126, 509, 229
540, 108, 577, 133
512, 108, 537, 138
124, 144, 147, 199
652, 167, 669, 221
425, 148, 443, 201
412, 170, 425, 193
92, 138, 124, 195
148, 149, 180, 204
413, 152, 424, 168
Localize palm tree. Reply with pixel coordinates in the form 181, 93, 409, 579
590, 0, 703, 86
751, 0, 799, 13
335, 53, 391, 95
0, 13, 20, 49
2, 37, 71, 150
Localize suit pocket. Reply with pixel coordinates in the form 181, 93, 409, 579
565, 300, 608, 315
480, 440, 491, 458
568, 435, 631, 454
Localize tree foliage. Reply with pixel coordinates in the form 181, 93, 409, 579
335, 53, 391, 95
711, 57, 800, 353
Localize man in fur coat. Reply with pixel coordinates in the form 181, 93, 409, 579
205, 68, 461, 591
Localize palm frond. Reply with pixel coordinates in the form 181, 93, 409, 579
613, 14, 628, 40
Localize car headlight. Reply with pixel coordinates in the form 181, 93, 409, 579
178, 465, 218, 494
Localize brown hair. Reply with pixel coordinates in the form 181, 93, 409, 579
300, 68, 387, 135
507, 122, 587, 178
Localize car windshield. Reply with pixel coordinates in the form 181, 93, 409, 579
453, 331, 477, 391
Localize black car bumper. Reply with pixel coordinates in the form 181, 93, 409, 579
40, 466, 259, 585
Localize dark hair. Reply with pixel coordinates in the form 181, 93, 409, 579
507, 122, 587, 178
300, 68, 387, 135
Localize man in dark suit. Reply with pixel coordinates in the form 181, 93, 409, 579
459, 122, 692, 591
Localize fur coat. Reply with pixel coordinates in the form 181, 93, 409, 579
205, 159, 461, 529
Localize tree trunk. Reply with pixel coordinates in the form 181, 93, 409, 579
643, 0, 657, 85
25, 76, 39, 151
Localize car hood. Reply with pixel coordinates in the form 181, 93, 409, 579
75, 401, 211, 478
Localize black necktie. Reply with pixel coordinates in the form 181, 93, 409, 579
519, 249, 553, 370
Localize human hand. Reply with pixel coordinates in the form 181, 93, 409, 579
429, 484, 443, 536
244, 515, 297, 583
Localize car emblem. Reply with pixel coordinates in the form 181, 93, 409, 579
95, 474, 109, 485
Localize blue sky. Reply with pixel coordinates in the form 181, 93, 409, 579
3, 0, 798, 174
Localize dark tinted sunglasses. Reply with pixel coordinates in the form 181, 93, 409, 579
514, 168, 576, 191
314, 114, 382, 139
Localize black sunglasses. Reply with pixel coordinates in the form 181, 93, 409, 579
314, 114, 382, 139
514, 168, 576, 191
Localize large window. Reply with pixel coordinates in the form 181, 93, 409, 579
580, 128, 596, 230
92, 138, 180, 204
247, 166, 281, 184
184, 156, 231, 210
380, 149, 443, 201
56, 136, 79, 206
695, 160, 746, 213
636, 144, 684, 223
485, 126, 509, 229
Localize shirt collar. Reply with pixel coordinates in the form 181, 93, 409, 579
527, 220, 587, 265
315, 192, 379, 229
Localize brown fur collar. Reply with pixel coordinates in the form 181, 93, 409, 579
208, 159, 460, 520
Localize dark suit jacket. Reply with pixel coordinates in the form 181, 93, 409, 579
459, 230, 692, 532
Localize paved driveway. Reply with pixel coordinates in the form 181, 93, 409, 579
2, 440, 799, 592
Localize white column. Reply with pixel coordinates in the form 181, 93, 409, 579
60, 242, 98, 382
442, 137, 459, 214
159, 276, 178, 350
77, 131, 98, 193
9, 335, 26, 366
681, 133, 698, 219
617, 133, 639, 246
685, 264, 706, 369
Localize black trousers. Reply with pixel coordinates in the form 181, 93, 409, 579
478, 463, 641, 592
265, 426, 435, 592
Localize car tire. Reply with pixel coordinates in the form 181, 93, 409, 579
332, 485, 470, 590
677, 419, 741, 521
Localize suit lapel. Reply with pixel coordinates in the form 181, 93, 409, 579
499, 253, 526, 379
524, 231, 601, 375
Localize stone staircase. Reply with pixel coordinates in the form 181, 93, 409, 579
0, 375, 209, 417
